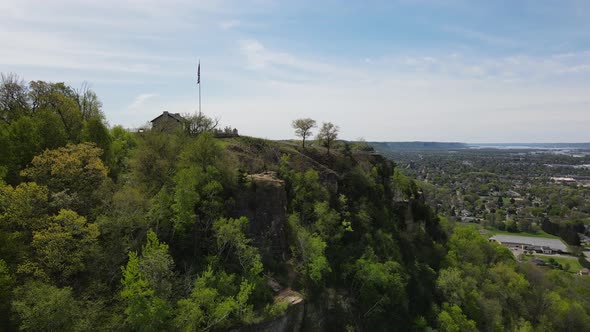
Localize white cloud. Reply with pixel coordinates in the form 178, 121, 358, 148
2, 1, 590, 142
367, 50, 590, 82
128, 93, 159, 111
443, 25, 517, 48
142, 69, 590, 142
238, 39, 339, 73
219, 19, 241, 30
111, 93, 162, 129
183, 40, 590, 142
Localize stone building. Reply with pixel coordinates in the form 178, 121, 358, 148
150, 111, 185, 133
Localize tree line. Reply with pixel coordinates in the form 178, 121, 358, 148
292, 118, 339, 154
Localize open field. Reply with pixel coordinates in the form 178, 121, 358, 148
524, 254, 583, 273
454, 222, 559, 239
490, 228, 559, 239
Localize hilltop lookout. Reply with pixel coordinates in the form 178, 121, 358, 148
150, 111, 184, 133
149, 111, 240, 137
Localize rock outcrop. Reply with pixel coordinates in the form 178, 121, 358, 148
234, 290, 305, 332
235, 171, 289, 265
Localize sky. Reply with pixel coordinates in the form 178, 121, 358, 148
1, 0, 590, 142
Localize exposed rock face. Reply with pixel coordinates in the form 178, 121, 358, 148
393, 201, 415, 232
235, 289, 353, 332
321, 171, 339, 194
235, 171, 289, 264
234, 294, 305, 332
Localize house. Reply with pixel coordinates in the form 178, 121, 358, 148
578, 268, 590, 276
551, 177, 577, 185
151, 111, 185, 133
505, 190, 521, 198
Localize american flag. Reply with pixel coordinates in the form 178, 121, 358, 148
197, 62, 200, 85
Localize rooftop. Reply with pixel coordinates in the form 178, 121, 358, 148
490, 234, 568, 252
150, 111, 184, 123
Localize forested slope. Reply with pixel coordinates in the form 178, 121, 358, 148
1, 77, 590, 331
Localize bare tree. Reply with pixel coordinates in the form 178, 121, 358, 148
75, 82, 105, 122
183, 112, 220, 136
317, 122, 339, 155
0, 73, 30, 123
292, 118, 317, 148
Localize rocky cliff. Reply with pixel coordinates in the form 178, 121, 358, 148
234, 171, 289, 266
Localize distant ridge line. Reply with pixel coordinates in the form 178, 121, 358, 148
367, 141, 590, 151
368, 141, 468, 151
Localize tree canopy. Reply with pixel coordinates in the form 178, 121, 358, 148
317, 121, 339, 154
292, 118, 316, 148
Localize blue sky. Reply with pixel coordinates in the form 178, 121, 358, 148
1, 0, 590, 142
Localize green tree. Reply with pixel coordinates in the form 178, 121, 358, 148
0, 259, 14, 330
445, 227, 500, 267
28, 81, 83, 141
291, 118, 316, 148
4, 116, 41, 183
12, 281, 82, 332
121, 251, 170, 331
172, 165, 224, 243
177, 132, 230, 179
139, 229, 174, 299
182, 113, 219, 136
436, 268, 472, 307
288, 214, 331, 285
484, 262, 529, 326
30, 209, 99, 283
0, 182, 49, 231
316, 122, 339, 155
110, 125, 137, 179
437, 303, 478, 332
505, 219, 518, 232
542, 291, 590, 331
174, 267, 254, 331
213, 216, 263, 277
291, 169, 328, 224
82, 117, 113, 166
97, 186, 150, 284
130, 131, 183, 194
36, 110, 69, 150
313, 201, 347, 243
21, 143, 109, 214
0, 182, 50, 271
352, 248, 408, 327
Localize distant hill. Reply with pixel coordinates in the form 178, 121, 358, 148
469, 143, 590, 150
369, 141, 468, 151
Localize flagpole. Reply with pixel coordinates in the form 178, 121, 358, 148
198, 60, 202, 117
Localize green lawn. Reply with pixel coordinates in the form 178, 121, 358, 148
454, 222, 483, 230
524, 254, 582, 273
453, 222, 558, 239
490, 228, 559, 239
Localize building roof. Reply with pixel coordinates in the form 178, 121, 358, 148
150, 111, 184, 123
489, 234, 568, 252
